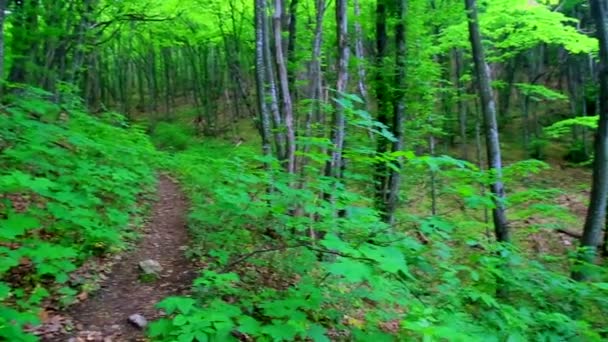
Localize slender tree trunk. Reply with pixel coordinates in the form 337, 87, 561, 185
575, 0, 608, 280
324, 0, 349, 182
465, 0, 510, 243
263, 7, 286, 161
300, 0, 326, 174
353, 0, 369, 106
429, 135, 437, 216
0, 0, 7, 94
255, 0, 273, 161
162, 47, 172, 117
287, 0, 298, 97
498, 57, 517, 121
274, 0, 296, 174
385, 0, 408, 225
374, 0, 390, 213
454, 49, 469, 160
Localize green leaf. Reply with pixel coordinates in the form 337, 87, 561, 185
0, 214, 40, 240
157, 297, 197, 315
238, 315, 261, 335
0, 283, 11, 300
173, 314, 188, 326
307, 324, 330, 342
148, 319, 173, 337
326, 259, 372, 283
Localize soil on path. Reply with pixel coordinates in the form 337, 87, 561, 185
49, 175, 197, 341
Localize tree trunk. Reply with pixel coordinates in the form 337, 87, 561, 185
0, 0, 7, 94
374, 0, 390, 213
575, 0, 608, 280
324, 0, 349, 182
263, 6, 286, 161
465, 0, 510, 243
287, 0, 298, 97
385, 0, 407, 225
255, 0, 274, 161
274, 0, 296, 174
353, 0, 369, 106
454, 48, 469, 160
300, 0, 326, 174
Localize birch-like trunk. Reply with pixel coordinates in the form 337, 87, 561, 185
274, 0, 296, 174
465, 0, 510, 243
324, 0, 349, 181
353, 0, 369, 106
255, 0, 273, 161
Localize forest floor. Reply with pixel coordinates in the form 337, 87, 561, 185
45, 175, 197, 342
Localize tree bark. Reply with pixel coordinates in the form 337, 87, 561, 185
374, 0, 390, 214
465, 0, 510, 243
575, 0, 608, 280
454, 48, 469, 160
0, 0, 6, 94
385, 0, 407, 225
300, 0, 326, 174
255, 0, 273, 161
324, 0, 349, 182
274, 0, 296, 174
263, 5, 286, 161
353, 0, 369, 106
286, 0, 298, 96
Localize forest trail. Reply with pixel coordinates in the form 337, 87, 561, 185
49, 175, 196, 342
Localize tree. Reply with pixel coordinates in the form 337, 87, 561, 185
273, 0, 296, 174
373, 0, 390, 215
575, 0, 608, 280
385, 0, 408, 225
254, 0, 273, 162
0, 0, 6, 94
464, 0, 509, 242
324, 0, 349, 183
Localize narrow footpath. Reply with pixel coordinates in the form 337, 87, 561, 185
49, 175, 197, 341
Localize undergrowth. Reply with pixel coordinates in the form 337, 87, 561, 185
0, 87, 157, 341
151, 120, 608, 341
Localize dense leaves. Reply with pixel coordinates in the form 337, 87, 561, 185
148, 121, 607, 341
0, 88, 157, 341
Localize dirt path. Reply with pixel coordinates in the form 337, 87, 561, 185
49, 175, 196, 341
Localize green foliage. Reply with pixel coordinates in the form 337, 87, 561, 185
564, 140, 592, 164
528, 137, 549, 160
151, 121, 197, 151
545, 116, 599, 139
150, 121, 607, 341
0, 87, 157, 340
545, 117, 597, 163
516, 83, 568, 102
438, 0, 597, 59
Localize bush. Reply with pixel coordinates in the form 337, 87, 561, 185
564, 140, 591, 164
151, 122, 196, 151
528, 138, 548, 160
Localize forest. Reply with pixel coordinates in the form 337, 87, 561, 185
0, 0, 607, 340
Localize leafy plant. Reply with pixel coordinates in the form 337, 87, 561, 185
0, 87, 158, 340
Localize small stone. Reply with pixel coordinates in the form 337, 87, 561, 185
138, 259, 163, 275
178, 246, 188, 251
110, 325, 121, 331
128, 314, 148, 329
